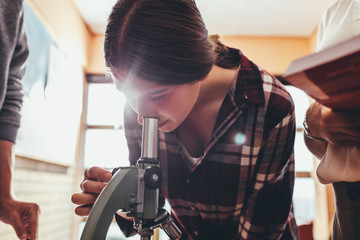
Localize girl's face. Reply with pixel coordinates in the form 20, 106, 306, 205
119, 77, 201, 132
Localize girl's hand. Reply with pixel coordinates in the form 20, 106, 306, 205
71, 166, 112, 216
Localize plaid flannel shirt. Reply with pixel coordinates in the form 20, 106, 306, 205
119, 49, 298, 239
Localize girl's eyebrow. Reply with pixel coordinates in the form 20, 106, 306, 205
146, 88, 169, 96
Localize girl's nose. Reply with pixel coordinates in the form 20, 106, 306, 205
137, 113, 144, 125
137, 101, 157, 125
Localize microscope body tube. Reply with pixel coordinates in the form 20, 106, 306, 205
136, 117, 160, 220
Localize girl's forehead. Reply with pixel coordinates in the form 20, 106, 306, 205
116, 76, 169, 97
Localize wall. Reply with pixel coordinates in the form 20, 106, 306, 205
86, 35, 314, 76
25, 0, 91, 67
87, 34, 106, 74
309, 29, 318, 52
221, 35, 312, 75
0, 157, 75, 240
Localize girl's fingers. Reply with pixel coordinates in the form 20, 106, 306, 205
74, 204, 93, 217
84, 167, 112, 182
80, 180, 107, 194
72, 193, 99, 205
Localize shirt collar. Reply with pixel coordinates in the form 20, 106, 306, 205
230, 50, 265, 107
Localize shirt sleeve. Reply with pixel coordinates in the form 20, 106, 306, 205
0, 5, 28, 143
237, 84, 297, 239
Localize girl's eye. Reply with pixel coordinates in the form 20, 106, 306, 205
151, 95, 166, 103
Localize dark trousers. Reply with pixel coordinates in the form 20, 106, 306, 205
332, 181, 360, 240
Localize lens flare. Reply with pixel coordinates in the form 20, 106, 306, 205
234, 132, 246, 145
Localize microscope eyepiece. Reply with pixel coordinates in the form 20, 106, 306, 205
141, 117, 159, 159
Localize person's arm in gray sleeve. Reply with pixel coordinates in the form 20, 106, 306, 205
0, 6, 28, 142
0, 4, 39, 240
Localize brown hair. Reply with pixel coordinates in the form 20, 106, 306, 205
104, 0, 240, 86
209, 34, 241, 69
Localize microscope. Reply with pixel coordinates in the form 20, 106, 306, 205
80, 117, 182, 240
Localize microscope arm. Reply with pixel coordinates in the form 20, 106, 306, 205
80, 117, 181, 239
80, 167, 138, 240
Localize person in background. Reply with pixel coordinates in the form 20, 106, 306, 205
0, 0, 40, 239
72, 0, 299, 239
303, 0, 360, 239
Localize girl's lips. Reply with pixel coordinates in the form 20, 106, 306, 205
158, 120, 168, 128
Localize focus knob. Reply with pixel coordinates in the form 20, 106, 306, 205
144, 166, 163, 189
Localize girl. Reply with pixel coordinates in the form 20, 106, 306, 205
72, 0, 298, 239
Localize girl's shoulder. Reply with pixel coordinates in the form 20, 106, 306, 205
233, 53, 294, 128
232, 52, 292, 109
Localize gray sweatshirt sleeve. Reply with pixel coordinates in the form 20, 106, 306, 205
0, 1, 29, 143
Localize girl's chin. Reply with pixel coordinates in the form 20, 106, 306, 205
159, 120, 178, 133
